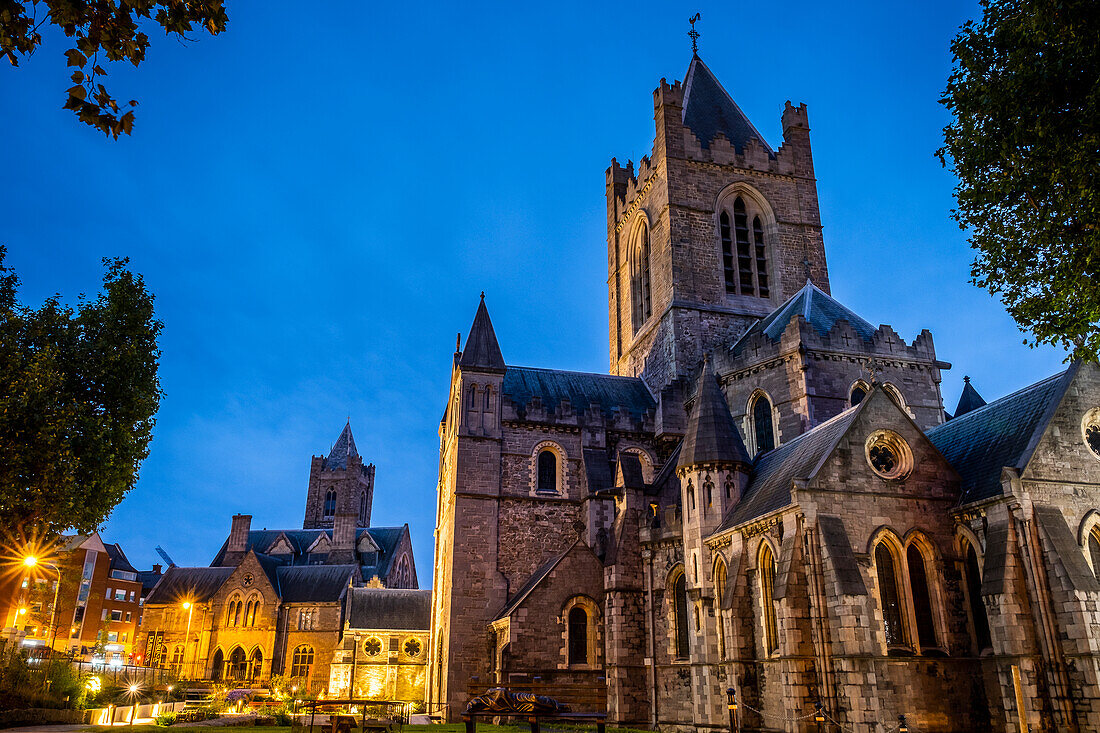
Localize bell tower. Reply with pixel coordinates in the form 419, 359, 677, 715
606, 54, 829, 395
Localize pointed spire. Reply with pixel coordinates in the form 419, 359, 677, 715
954, 376, 987, 418
326, 420, 360, 469
678, 356, 751, 469
459, 293, 506, 373
681, 55, 773, 154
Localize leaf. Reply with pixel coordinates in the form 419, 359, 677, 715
70, 71, 84, 84
129, 100, 138, 107
93, 65, 106, 76
64, 49, 86, 68
67, 85, 87, 101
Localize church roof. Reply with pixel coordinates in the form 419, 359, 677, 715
731, 280, 877, 356
678, 357, 750, 468
715, 405, 861, 532
276, 565, 359, 602
927, 367, 1074, 505
502, 366, 655, 421
209, 526, 407, 579
953, 376, 987, 418
144, 566, 236, 604
459, 294, 506, 373
347, 587, 431, 630
682, 54, 773, 155
326, 422, 359, 469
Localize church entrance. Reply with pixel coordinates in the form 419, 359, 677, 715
227, 646, 248, 680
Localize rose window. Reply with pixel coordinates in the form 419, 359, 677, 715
1083, 410, 1100, 459
363, 637, 382, 656
404, 638, 421, 657
865, 430, 913, 481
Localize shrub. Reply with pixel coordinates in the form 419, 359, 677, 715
155, 710, 177, 726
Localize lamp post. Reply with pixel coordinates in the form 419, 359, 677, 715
725, 687, 738, 733
182, 602, 194, 681
24, 556, 61, 686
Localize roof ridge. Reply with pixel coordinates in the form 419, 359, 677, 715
927, 369, 1069, 434
506, 364, 645, 382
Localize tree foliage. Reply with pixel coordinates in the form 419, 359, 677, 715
0, 248, 162, 537
0, 0, 227, 138
938, 0, 1100, 361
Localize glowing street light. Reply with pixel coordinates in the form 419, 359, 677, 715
181, 600, 194, 680
21, 553, 61, 686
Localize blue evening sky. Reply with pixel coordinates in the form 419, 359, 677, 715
2, 1, 1068, 579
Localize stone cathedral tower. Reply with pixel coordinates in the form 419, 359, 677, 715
607, 54, 828, 395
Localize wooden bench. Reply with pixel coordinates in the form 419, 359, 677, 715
462, 684, 607, 733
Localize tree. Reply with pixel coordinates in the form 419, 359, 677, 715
0, 0, 228, 138
0, 248, 162, 537
938, 0, 1100, 361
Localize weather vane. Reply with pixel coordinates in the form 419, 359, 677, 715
688, 13, 701, 54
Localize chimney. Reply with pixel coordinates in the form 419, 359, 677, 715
152, 564, 162, 575
331, 511, 357, 564
222, 514, 252, 565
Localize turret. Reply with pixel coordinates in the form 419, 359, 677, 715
456, 293, 505, 441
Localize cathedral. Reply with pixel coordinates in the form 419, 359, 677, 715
427, 54, 1100, 732
136, 423, 430, 699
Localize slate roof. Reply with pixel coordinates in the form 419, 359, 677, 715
326, 422, 360, 470
502, 366, 655, 421
347, 587, 431, 630
137, 570, 163, 594
459, 295, 506, 373
144, 566, 235, 604
104, 543, 137, 574
583, 448, 614, 494
277, 565, 358, 603
682, 55, 773, 155
679, 357, 750, 468
209, 526, 406, 581
731, 281, 877, 356
953, 376, 987, 418
715, 406, 861, 531
927, 368, 1073, 505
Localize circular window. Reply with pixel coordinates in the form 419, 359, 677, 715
363, 637, 382, 656
403, 638, 421, 657
1082, 409, 1100, 460
865, 430, 913, 480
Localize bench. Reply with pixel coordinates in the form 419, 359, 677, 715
462, 686, 606, 733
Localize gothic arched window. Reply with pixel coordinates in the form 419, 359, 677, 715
906, 544, 938, 649
719, 194, 771, 299
752, 394, 775, 455
720, 211, 736, 293
964, 541, 992, 651
243, 600, 253, 627
290, 645, 314, 679
568, 607, 588, 665
714, 558, 728, 659
170, 645, 184, 676
759, 543, 779, 656
359, 491, 368, 524
1088, 528, 1100, 580
850, 384, 868, 406
672, 570, 690, 659
752, 216, 769, 297
323, 489, 336, 518
631, 221, 652, 333
875, 543, 907, 649
537, 450, 557, 494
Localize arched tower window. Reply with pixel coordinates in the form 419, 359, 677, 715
714, 558, 728, 659
537, 450, 557, 494
672, 570, 689, 659
631, 221, 652, 333
717, 190, 772, 300
359, 491, 368, 525
963, 541, 992, 651
323, 488, 336, 518
850, 381, 869, 407
758, 543, 779, 656
752, 216, 769, 297
568, 607, 588, 665
720, 211, 736, 293
874, 543, 907, 649
906, 544, 938, 649
752, 394, 775, 455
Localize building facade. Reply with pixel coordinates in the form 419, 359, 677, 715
428, 53, 1100, 732
136, 424, 426, 697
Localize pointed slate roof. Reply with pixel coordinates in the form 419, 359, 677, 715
682, 55, 773, 154
927, 367, 1074, 504
502, 366, 655, 421
954, 376, 987, 418
731, 280, 877, 356
459, 294, 506, 373
678, 357, 751, 469
326, 421, 359, 469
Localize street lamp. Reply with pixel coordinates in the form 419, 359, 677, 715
725, 687, 738, 733
23, 556, 61, 684
814, 701, 825, 733
898, 714, 908, 733
128, 683, 141, 726
182, 601, 194, 680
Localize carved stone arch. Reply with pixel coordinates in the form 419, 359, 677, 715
618, 442, 657, 482
665, 563, 690, 660
954, 523, 984, 563
849, 379, 871, 407
882, 382, 912, 416
530, 440, 568, 497
744, 388, 779, 456
866, 524, 906, 556
561, 595, 601, 668
1079, 510, 1100, 575
902, 530, 947, 653
869, 527, 910, 652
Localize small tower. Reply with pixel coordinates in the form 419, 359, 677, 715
303, 421, 376, 529
953, 376, 987, 418
676, 356, 751, 721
